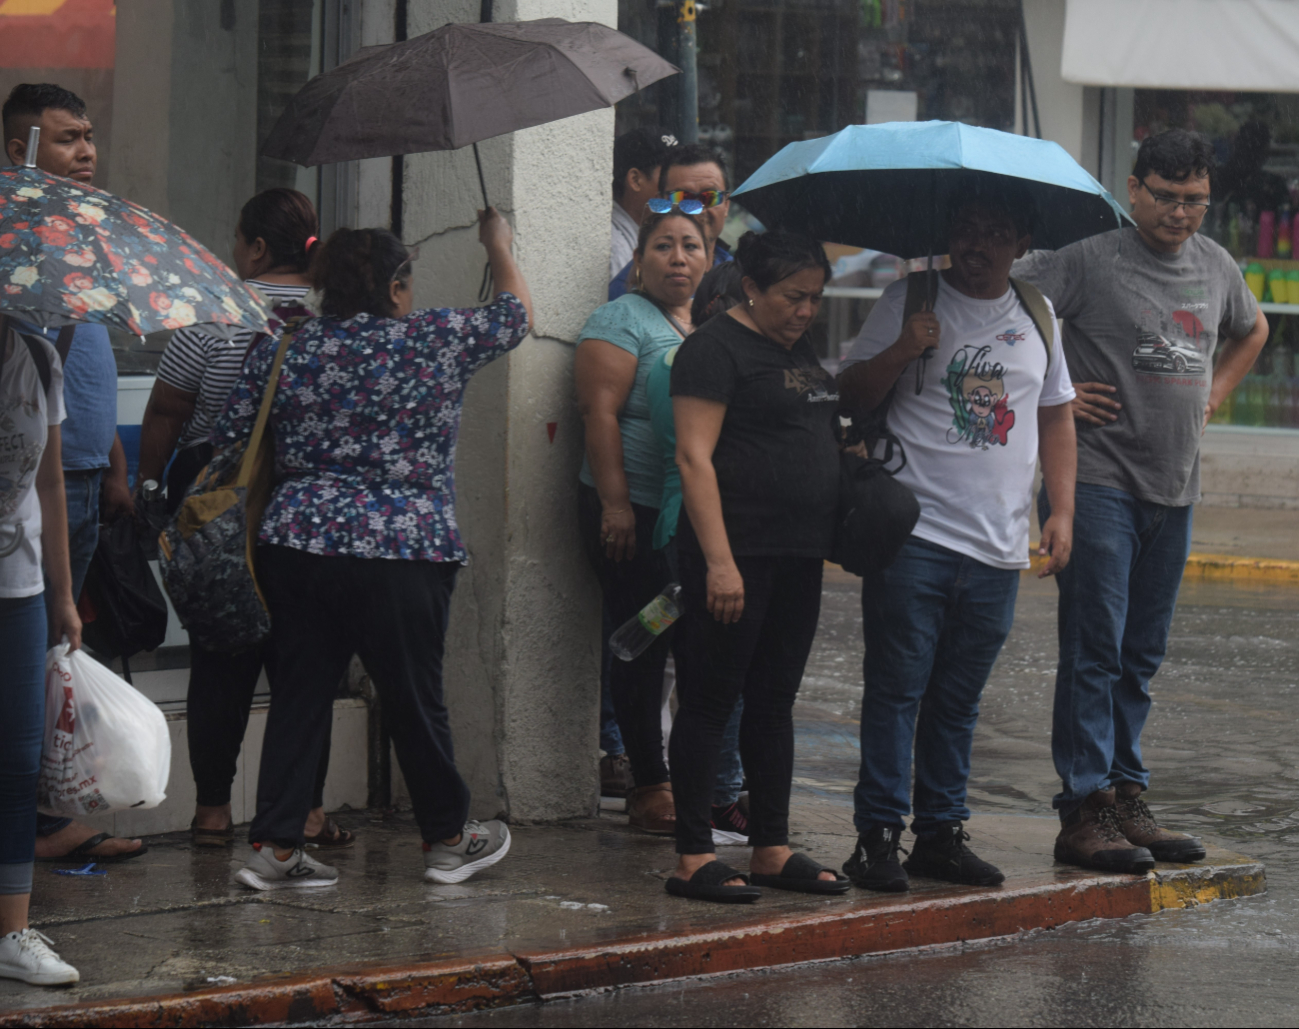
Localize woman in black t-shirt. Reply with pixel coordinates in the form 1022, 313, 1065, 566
665, 232, 849, 901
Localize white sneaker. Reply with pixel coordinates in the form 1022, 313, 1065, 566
0, 928, 79, 986
233, 845, 339, 891
423, 820, 511, 884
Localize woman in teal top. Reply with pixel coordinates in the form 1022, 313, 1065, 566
575, 209, 709, 835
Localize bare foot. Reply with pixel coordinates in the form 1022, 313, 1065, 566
34, 821, 143, 860
748, 845, 837, 882
674, 853, 745, 887
194, 803, 232, 832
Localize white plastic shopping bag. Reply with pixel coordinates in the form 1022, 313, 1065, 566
38, 643, 170, 817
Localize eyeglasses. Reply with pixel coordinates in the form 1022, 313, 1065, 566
391, 245, 420, 283
647, 190, 729, 216
1140, 180, 1210, 214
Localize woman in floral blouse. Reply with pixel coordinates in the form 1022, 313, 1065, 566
212, 209, 532, 892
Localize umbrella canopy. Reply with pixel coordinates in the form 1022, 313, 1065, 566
262, 18, 678, 166
731, 121, 1132, 256
0, 166, 272, 338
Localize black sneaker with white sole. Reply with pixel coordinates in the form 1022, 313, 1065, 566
710, 800, 750, 846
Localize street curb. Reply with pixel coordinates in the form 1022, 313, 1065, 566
1025, 550, 1299, 582
0, 855, 1264, 1028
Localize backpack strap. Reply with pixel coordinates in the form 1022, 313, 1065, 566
1008, 276, 1054, 369
0, 317, 52, 397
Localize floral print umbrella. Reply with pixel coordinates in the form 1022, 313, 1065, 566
0, 166, 272, 339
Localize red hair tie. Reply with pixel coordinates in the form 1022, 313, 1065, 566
304, 235, 318, 252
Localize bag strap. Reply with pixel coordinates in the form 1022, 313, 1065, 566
53, 325, 75, 366
1008, 276, 1054, 369
1, 318, 53, 397
233, 331, 294, 489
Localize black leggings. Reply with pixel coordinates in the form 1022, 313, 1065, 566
669, 543, 823, 854
578, 484, 672, 789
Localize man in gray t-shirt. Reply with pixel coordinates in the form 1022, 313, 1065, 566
1014, 129, 1267, 874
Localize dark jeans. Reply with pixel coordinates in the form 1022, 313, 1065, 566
0, 594, 46, 895
578, 484, 672, 789
1040, 483, 1192, 813
669, 544, 823, 854
37, 469, 102, 839
853, 537, 1019, 834
251, 545, 466, 848
187, 642, 330, 810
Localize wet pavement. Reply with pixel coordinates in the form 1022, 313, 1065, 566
2, 568, 1295, 1026
406, 570, 1299, 1028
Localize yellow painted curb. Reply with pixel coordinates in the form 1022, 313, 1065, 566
1149, 860, 1267, 912
1026, 548, 1299, 584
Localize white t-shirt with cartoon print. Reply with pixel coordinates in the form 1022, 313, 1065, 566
0, 331, 66, 598
842, 274, 1074, 569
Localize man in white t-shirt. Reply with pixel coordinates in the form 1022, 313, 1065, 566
836, 185, 1077, 893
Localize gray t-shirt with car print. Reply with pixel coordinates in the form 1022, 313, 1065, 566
1015, 226, 1259, 506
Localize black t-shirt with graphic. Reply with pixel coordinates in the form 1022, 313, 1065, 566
670, 311, 840, 557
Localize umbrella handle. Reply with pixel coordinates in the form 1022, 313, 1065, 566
473, 142, 489, 208
24, 126, 39, 168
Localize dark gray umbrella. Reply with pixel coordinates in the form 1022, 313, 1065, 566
261, 18, 678, 167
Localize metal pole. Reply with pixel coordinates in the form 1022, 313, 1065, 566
676, 0, 699, 144
24, 126, 39, 167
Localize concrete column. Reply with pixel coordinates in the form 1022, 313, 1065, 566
400, 0, 614, 822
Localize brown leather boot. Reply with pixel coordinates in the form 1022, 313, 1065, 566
1114, 782, 1207, 863
1054, 788, 1155, 873
627, 783, 676, 835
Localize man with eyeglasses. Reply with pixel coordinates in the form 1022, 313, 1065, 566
609, 142, 733, 301
1015, 129, 1268, 874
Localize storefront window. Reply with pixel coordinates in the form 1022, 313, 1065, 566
1135, 90, 1299, 429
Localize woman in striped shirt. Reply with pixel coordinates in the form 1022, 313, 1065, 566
136, 188, 349, 851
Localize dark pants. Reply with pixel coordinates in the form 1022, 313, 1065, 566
1040, 483, 1192, 814
578, 484, 672, 789
187, 642, 330, 810
669, 543, 823, 854
165, 442, 213, 516
853, 537, 1019, 834
250, 545, 466, 848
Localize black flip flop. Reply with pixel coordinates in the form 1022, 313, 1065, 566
750, 852, 851, 894
665, 859, 762, 903
38, 832, 149, 864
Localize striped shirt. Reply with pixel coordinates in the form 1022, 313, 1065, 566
156, 281, 309, 450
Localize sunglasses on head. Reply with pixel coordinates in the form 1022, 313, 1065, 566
647, 190, 729, 216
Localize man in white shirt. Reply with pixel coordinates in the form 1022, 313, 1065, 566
836, 183, 1077, 892
610, 127, 675, 278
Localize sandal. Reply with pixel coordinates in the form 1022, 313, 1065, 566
665, 860, 761, 903
304, 818, 356, 850
627, 783, 676, 835
750, 851, 851, 894
191, 819, 235, 848
37, 832, 148, 864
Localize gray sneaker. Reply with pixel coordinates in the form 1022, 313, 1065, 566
423, 819, 511, 884
233, 845, 339, 891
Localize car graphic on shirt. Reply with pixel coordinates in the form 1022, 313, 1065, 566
1130, 331, 1207, 374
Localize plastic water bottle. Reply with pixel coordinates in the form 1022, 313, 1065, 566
610, 584, 683, 662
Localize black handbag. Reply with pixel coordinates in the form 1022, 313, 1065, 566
830, 406, 920, 577
81, 514, 169, 681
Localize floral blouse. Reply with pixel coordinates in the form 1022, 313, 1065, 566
210, 294, 529, 562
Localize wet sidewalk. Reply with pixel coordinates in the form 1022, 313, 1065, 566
0, 773, 1263, 1028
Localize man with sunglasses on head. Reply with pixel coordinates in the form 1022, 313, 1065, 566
1014, 129, 1267, 874
609, 142, 733, 301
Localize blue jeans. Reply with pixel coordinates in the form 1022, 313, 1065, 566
714, 700, 744, 806
1040, 483, 1192, 813
36, 469, 101, 839
0, 594, 48, 895
854, 537, 1019, 834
